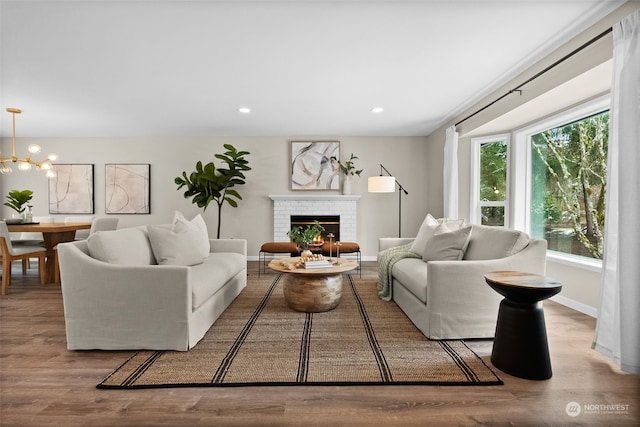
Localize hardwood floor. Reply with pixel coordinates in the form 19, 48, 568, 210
1, 261, 638, 426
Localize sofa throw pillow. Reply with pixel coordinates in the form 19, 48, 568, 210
147, 212, 211, 266
463, 224, 530, 260
410, 213, 439, 254
422, 225, 473, 262
87, 227, 156, 265
173, 211, 210, 258
437, 217, 465, 230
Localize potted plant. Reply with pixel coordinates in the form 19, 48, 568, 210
175, 144, 251, 238
4, 189, 34, 221
287, 220, 325, 256
330, 153, 363, 195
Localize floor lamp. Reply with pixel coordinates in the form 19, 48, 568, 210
368, 164, 408, 237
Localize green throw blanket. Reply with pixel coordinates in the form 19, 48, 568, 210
377, 243, 422, 301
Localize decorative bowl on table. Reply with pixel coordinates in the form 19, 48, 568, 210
4, 218, 24, 225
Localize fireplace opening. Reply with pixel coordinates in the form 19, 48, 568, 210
290, 215, 340, 243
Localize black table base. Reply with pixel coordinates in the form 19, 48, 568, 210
491, 299, 552, 380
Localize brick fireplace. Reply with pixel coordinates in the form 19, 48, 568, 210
269, 195, 360, 242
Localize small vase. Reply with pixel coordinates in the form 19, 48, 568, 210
297, 243, 313, 258
24, 206, 33, 223
342, 175, 352, 195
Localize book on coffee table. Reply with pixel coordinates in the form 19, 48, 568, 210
303, 260, 333, 269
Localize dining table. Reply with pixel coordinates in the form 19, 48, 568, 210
7, 222, 92, 284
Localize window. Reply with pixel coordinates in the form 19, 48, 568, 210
509, 95, 610, 264
471, 135, 509, 226
529, 110, 608, 260
471, 96, 609, 265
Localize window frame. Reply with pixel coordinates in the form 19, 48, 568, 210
513, 94, 610, 268
470, 134, 510, 227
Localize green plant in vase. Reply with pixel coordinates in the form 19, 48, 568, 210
330, 153, 363, 195
4, 189, 33, 220
330, 153, 363, 177
287, 220, 325, 256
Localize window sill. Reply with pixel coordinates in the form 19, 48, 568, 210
546, 250, 602, 273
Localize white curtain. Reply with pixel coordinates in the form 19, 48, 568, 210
593, 9, 640, 374
443, 125, 459, 218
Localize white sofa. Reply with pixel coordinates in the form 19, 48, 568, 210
378, 223, 547, 340
58, 225, 247, 351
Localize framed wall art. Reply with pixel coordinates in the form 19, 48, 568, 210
105, 164, 151, 214
48, 164, 95, 214
291, 140, 340, 191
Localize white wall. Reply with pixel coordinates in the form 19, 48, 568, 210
1, 136, 429, 259
546, 260, 600, 317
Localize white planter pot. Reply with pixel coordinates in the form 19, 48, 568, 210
342, 176, 352, 195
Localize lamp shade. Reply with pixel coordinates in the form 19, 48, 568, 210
368, 176, 396, 193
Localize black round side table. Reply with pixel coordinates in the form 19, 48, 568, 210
484, 271, 562, 380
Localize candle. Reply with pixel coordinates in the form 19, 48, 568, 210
327, 233, 335, 261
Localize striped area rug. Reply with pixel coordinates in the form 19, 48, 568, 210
98, 274, 502, 388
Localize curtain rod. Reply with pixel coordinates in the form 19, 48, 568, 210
454, 26, 613, 128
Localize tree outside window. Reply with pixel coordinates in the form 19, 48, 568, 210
479, 140, 508, 226
530, 110, 608, 259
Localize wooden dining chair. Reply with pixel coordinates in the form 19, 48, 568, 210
0, 222, 47, 296
11, 216, 54, 272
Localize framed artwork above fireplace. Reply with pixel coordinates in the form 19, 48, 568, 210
290, 140, 340, 191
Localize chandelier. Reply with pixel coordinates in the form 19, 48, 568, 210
1, 108, 57, 176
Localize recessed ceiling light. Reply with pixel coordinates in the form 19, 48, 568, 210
371, 107, 384, 113
238, 107, 251, 114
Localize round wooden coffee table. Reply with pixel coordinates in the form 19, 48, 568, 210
485, 271, 562, 380
268, 257, 358, 312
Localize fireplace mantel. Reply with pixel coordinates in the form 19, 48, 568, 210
269, 195, 361, 201
269, 195, 360, 242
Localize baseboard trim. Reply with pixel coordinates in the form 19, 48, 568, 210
550, 294, 598, 318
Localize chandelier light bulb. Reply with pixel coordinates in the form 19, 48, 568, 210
46, 170, 56, 178
0, 164, 13, 174
18, 161, 32, 171
28, 144, 42, 154
48, 153, 59, 162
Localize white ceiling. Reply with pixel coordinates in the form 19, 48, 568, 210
0, 0, 625, 138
